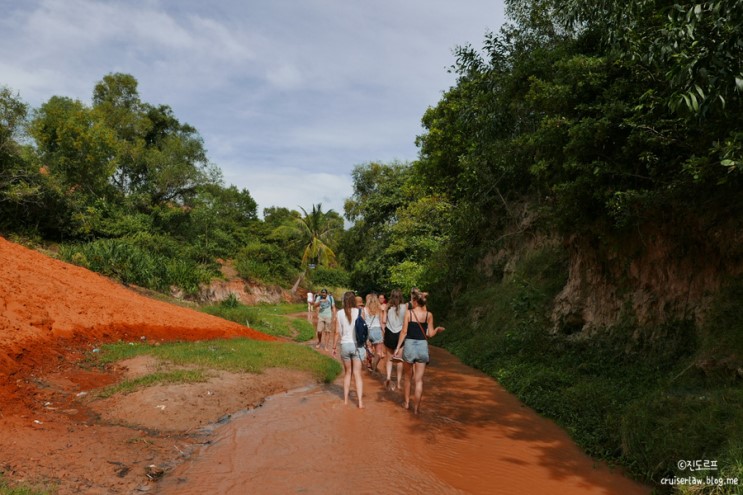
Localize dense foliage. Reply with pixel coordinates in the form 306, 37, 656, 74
0, 75, 347, 292
339, 1, 743, 491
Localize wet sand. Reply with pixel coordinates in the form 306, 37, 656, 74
158, 345, 649, 495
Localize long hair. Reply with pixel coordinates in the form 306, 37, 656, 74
365, 293, 381, 317
388, 289, 403, 316
342, 291, 356, 324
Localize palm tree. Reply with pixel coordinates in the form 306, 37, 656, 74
296, 204, 338, 267
289, 204, 339, 292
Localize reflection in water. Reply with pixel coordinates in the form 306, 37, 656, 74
158, 346, 649, 495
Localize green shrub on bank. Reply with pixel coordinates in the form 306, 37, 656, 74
308, 266, 350, 288
437, 245, 743, 493
59, 238, 211, 295
234, 242, 297, 285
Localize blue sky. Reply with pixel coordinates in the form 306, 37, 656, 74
0, 0, 506, 216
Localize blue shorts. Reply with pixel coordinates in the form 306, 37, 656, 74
402, 339, 429, 364
368, 327, 383, 344
340, 342, 366, 361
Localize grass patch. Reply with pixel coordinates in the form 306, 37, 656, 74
98, 369, 210, 397
0, 474, 52, 495
437, 245, 743, 493
201, 302, 314, 341
94, 338, 341, 383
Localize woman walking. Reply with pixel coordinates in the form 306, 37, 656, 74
383, 289, 406, 391
364, 293, 386, 373
332, 291, 366, 408
393, 290, 444, 414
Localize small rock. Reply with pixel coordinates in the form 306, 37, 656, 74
145, 464, 164, 481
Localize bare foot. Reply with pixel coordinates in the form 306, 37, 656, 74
403, 401, 409, 410
358, 403, 364, 409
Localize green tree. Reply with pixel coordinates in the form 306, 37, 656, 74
0, 87, 39, 213
30, 95, 117, 198
296, 204, 339, 268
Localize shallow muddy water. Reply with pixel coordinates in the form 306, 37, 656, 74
158, 346, 649, 495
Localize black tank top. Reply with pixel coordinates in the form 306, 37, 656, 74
407, 311, 428, 340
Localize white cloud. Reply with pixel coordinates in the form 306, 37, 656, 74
221, 165, 353, 217
1, 0, 507, 214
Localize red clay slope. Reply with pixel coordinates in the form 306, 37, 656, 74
0, 236, 274, 411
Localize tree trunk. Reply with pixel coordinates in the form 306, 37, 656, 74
291, 270, 306, 294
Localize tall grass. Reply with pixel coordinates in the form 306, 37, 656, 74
59, 238, 211, 295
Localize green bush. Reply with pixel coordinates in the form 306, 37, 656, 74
234, 242, 297, 285
308, 266, 350, 288
59, 238, 209, 295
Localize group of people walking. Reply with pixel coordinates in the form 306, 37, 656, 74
309, 287, 444, 413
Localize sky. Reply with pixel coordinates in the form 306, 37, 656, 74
0, 0, 506, 217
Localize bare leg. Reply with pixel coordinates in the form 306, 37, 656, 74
322, 330, 332, 351
413, 363, 426, 414
396, 360, 403, 390
372, 343, 384, 372
342, 359, 352, 405
384, 346, 394, 389
402, 361, 413, 409
352, 357, 364, 408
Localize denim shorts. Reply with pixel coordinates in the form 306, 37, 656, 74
368, 327, 383, 344
402, 339, 429, 364
340, 342, 366, 361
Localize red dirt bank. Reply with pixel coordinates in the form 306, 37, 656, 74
0, 236, 273, 414
0, 236, 286, 493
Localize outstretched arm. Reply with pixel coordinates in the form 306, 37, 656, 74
427, 313, 444, 338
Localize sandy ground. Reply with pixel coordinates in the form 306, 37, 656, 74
0, 237, 311, 494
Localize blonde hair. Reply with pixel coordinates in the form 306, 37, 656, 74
365, 293, 381, 316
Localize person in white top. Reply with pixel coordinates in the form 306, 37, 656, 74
364, 293, 386, 373
383, 289, 406, 391
306, 290, 314, 313
332, 291, 366, 408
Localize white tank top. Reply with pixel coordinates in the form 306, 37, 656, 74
336, 308, 360, 344
363, 308, 382, 329
386, 304, 406, 333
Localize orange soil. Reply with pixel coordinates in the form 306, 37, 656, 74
0, 236, 273, 416
0, 236, 286, 493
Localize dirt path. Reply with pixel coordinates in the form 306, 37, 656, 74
157, 346, 649, 495
0, 239, 648, 494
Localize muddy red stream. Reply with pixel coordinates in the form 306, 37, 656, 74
158, 346, 648, 495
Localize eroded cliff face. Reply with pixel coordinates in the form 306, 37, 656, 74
551, 221, 743, 336
170, 260, 298, 305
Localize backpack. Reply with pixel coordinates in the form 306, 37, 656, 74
354, 310, 369, 348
